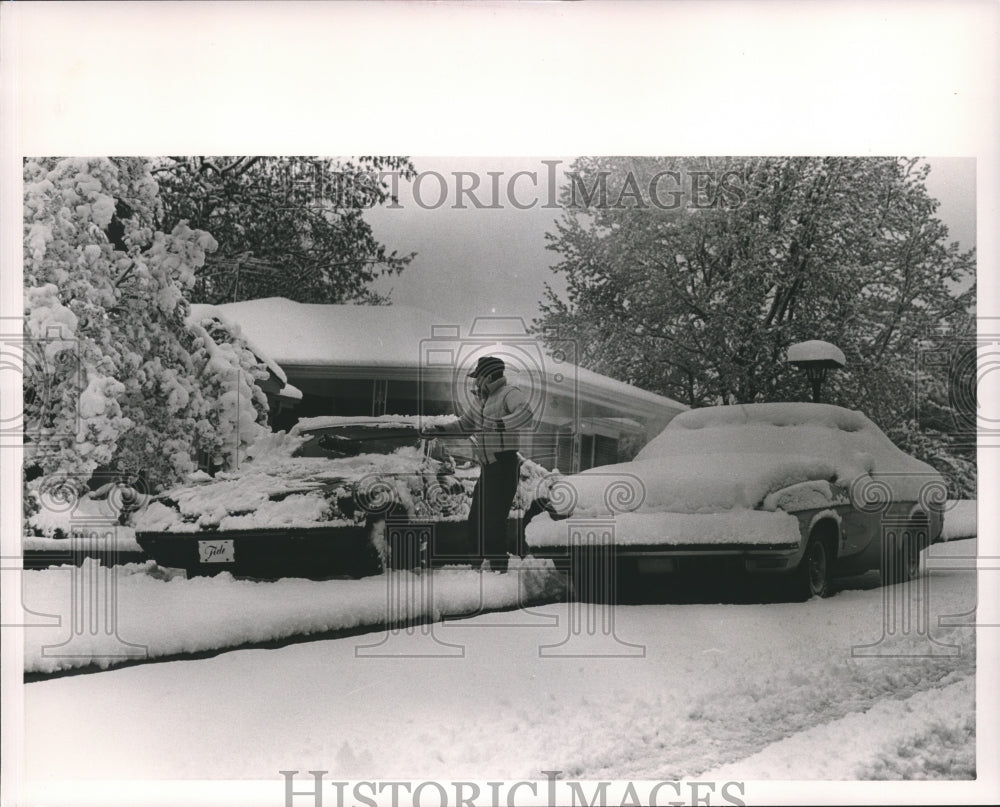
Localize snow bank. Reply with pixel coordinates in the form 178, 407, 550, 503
942, 500, 977, 540
23, 557, 566, 674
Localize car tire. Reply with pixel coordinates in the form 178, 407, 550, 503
791, 533, 831, 601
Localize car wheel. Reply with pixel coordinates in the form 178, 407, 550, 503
792, 534, 831, 600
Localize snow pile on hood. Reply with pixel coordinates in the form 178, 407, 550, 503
526, 403, 943, 548
135, 413, 556, 534
134, 445, 445, 533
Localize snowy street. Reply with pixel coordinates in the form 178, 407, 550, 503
24, 537, 977, 787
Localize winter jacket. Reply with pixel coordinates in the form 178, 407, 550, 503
440, 376, 533, 464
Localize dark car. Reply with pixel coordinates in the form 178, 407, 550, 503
134, 416, 553, 579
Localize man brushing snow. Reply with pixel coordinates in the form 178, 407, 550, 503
428, 356, 534, 573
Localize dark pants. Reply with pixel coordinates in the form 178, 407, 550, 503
468, 451, 520, 571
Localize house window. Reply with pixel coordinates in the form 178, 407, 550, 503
555, 428, 574, 474
372, 379, 388, 416
594, 434, 618, 467
581, 434, 594, 470
578, 432, 620, 471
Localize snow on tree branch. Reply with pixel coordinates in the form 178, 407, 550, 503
24, 157, 269, 493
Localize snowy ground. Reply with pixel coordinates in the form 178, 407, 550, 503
21, 537, 980, 795
941, 499, 977, 540
22, 557, 566, 674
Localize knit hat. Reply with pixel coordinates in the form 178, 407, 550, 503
467, 355, 505, 379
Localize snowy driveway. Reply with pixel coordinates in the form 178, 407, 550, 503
24, 538, 978, 784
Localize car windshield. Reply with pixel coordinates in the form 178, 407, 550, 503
294, 425, 423, 459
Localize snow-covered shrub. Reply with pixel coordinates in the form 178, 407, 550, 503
180, 309, 270, 470
889, 419, 977, 500
23, 157, 269, 493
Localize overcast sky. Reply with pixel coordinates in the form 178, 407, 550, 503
367, 157, 977, 329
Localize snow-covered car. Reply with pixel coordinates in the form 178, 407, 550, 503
134, 416, 551, 578
524, 403, 947, 600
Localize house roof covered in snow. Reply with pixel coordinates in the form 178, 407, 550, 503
188, 303, 296, 396
210, 298, 688, 418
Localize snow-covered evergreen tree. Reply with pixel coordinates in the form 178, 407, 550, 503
23, 157, 270, 493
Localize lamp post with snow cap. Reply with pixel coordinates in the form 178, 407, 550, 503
787, 340, 846, 403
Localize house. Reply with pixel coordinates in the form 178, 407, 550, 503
204, 298, 688, 473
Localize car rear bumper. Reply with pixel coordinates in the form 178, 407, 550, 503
136, 525, 382, 579
136, 516, 527, 578
530, 542, 803, 576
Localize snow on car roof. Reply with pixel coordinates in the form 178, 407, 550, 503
666, 402, 871, 432
537, 402, 944, 524
638, 404, 927, 477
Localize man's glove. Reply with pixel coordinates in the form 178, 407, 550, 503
420, 424, 447, 439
